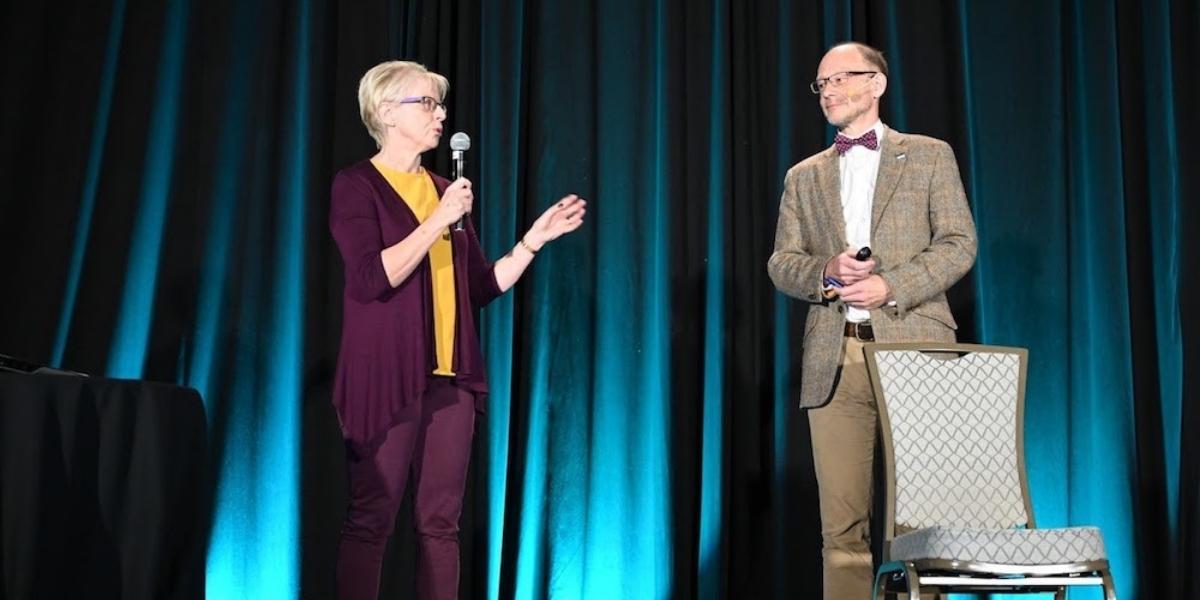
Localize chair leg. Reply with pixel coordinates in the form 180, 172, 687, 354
903, 562, 922, 600
874, 562, 904, 600
874, 561, 916, 600
1101, 568, 1118, 600
1053, 586, 1066, 600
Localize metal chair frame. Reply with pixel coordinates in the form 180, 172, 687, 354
863, 343, 1116, 600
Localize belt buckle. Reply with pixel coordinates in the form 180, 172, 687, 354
851, 321, 873, 342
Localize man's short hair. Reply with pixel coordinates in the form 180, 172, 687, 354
833, 42, 889, 78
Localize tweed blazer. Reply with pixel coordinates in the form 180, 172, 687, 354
767, 127, 978, 409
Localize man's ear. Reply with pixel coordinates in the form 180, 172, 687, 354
873, 74, 888, 99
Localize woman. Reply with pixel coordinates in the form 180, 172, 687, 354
329, 60, 585, 599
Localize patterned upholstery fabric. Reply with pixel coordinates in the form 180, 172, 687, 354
873, 349, 1027, 531
890, 525, 1108, 564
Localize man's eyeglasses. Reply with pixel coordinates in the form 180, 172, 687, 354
810, 71, 878, 94
393, 96, 447, 113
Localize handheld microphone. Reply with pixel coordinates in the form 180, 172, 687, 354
449, 132, 471, 231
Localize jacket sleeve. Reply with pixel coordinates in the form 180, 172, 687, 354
329, 172, 393, 303
768, 166, 836, 305
877, 142, 978, 315
464, 218, 502, 307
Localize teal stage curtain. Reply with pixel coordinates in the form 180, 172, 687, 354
0, 0, 1195, 598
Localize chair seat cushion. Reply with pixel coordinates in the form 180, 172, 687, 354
890, 526, 1107, 565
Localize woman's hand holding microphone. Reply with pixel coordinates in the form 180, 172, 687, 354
433, 178, 474, 229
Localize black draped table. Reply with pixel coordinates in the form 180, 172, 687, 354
0, 372, 207, 599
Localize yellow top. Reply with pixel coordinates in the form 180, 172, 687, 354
372, 160, 456, 375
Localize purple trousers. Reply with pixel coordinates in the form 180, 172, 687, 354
336, 378, 476, 600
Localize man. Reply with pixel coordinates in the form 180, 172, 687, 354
767, 42, 977, 599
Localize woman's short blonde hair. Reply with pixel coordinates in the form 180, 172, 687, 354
357, 60, 449, 147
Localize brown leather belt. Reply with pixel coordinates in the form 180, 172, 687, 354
844, 320, 875, 341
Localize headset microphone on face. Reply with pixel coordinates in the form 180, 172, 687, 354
845, 80, 874, 103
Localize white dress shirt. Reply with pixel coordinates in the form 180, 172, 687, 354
838, 120, 885, 323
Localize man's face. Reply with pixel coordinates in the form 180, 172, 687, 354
815, 47, 883, 131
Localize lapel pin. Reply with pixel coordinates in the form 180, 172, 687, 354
896, 153, 906, 160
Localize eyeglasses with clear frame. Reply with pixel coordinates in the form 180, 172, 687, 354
809, 71, 878, 94
393, 96, 447, 113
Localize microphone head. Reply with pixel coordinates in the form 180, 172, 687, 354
449, 132, 471, 151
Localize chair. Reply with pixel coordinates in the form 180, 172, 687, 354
862, 343, 1116, 599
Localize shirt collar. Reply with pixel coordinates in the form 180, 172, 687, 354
838, 120, 886, 150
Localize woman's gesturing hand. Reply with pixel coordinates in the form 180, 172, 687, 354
523, 194, 587, 250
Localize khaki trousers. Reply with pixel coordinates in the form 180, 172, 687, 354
808, 336, 877, 599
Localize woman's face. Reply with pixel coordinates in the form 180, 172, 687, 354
382, 78, 446, 154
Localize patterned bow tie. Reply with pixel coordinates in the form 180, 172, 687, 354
834, 129, 879, 155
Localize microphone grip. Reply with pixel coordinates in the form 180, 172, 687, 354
451, 151, 466, 231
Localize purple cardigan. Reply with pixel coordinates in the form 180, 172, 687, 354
329, 160, 502, 452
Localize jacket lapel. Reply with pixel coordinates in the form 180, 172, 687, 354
871, 127, 908, 237
815, 146, 846, 248
364, 160, 422, 229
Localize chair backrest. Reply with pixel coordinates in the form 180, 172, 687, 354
863, 343, 1034, 541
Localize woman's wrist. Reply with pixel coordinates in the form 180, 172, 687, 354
518, 237, 540, 255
